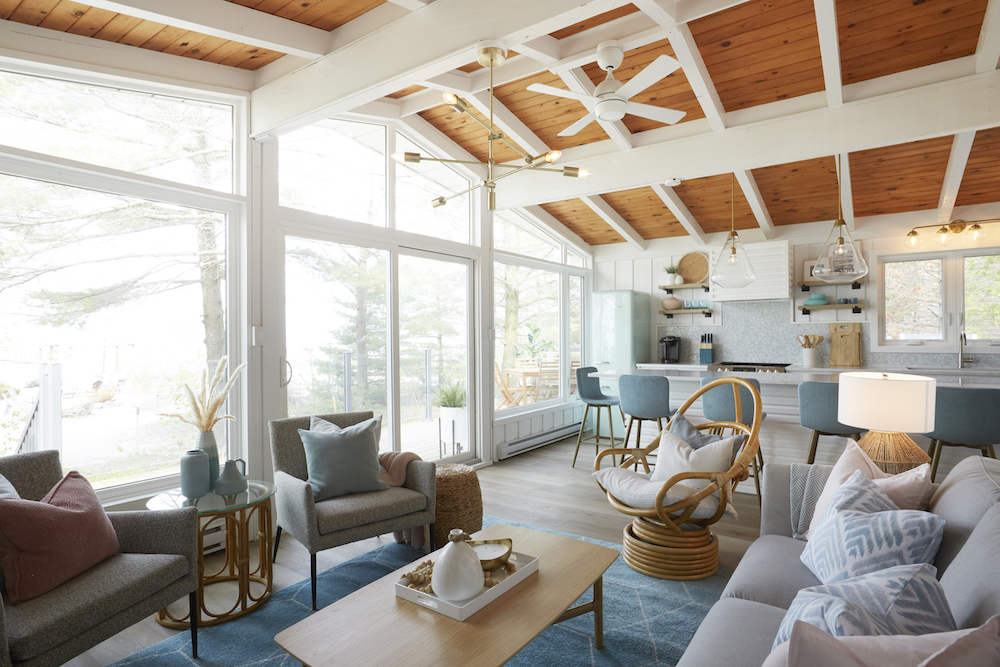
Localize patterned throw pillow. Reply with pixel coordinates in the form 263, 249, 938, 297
814, 470, 900, 530
801, 508, 945, 584
773, 564, 957, 650
591, 467, 738, 520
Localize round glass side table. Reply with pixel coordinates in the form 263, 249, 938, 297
147, 481, 276, 628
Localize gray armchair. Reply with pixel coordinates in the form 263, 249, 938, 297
0, 450, 199, 667
268, 411, 436, 610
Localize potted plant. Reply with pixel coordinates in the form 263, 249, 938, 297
436, 382, 467, 453
665, 265, 684, 285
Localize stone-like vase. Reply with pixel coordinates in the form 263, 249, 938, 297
196, 431, 220, 491
215, 459, 248, 496
180, 449, 210, 499
431, 529, 485, 601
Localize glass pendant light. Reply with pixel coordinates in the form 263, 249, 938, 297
711, 174, 756, 289
935, 225, 953, 247
965, 222, 986, 244
905, 229, 922, 248
812, 156, 868, 283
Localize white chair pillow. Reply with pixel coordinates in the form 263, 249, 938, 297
592, 468, 738, 520
649, 430, 738, 491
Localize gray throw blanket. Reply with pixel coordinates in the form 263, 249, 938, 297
789, 463, 832, 540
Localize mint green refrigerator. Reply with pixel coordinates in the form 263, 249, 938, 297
591, 290, 650, 437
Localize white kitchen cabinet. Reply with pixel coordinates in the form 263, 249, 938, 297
709, 240, 793, 302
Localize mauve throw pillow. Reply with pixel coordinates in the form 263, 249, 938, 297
0, 471, 119, 604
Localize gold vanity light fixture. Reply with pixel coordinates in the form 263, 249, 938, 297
710, 173, 756, 289
904, 219, 997, 248
391, 41, 589, 211
812, 156, 868, 283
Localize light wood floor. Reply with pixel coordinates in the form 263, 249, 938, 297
65, 434, 760, 666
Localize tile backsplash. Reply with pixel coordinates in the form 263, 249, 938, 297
655, 300, 999, 370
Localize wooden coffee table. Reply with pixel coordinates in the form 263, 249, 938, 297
275, 524, 619, 667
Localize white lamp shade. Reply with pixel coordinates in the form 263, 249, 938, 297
838, 372, 936, 433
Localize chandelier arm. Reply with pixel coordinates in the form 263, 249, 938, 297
415, 157, 492, 167
435, 182, 487, 205
487, 162, 534, 184
495, 135, 532, 161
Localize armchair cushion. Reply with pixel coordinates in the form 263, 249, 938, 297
0, 471, 119, 604
4, 552, 189, 662
592, 467, 738, 519
650, 430, 740, 491
300, 422, 389, 501
315, 486, 428, 535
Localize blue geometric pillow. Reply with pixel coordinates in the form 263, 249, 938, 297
773, 563, 957, 649
815, 469, 899, 530
801, 508, 945, 584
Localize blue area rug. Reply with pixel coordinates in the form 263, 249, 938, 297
111, 517, 732, 667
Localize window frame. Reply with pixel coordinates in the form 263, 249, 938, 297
874, 246, 1000, 354
0, 62, 249, 505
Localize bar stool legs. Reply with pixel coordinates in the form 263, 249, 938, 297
806, 431, 862, 465
573, 403, 622, 468
928, 439, 998, 482
623, 416, 663, 472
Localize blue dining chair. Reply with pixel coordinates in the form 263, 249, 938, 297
798, 381, 864, 464
619, 375, 673, 468
573, 366, 624, 467
923, 386, 1000, 482
700, 377, 765, 503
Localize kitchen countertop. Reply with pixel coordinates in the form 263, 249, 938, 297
597, 366, 1000, 387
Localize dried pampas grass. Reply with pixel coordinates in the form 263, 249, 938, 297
163, 356, 246, 432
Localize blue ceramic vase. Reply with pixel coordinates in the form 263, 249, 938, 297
215, 459, 248, 496
180, 449, 210, 499
196, 431, 220, 491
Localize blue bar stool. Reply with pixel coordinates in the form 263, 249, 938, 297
923, 386, 1000, 482
573, 366, 624, 468
798, 381, 864, 464
619, 375, 674, 468
701, 377, 765, 502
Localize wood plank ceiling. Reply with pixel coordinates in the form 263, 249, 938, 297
3, 0, 999, 246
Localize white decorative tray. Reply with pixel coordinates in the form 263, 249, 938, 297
394, 551, 539, 621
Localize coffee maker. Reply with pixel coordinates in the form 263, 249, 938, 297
659, 336, 681, 364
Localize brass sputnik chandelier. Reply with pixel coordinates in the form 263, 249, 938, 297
391, 41, 589, 211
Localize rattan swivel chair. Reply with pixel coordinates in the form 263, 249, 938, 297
595, 377, 762, 581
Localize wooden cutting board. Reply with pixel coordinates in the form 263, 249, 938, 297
829, 323, 862, 367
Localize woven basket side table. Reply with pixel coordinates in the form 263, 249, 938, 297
433, 463, 483, 548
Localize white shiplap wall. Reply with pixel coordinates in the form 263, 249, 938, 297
792, 242, 870, 325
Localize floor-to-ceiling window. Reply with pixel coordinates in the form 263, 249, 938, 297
0, 67, 246, 495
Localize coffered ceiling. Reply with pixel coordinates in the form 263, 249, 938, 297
3, 0, 1000, 251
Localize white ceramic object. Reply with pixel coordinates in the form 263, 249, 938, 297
675, 274, 686, 285
803, 348, 817, 368
431, 529, 485, 601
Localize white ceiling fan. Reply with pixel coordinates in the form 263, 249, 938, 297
527, 40, 687, 137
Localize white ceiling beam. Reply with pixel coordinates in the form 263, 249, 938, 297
666, 24, 727, 131
734, 170, 776, 239
650, 184, 708, 245
632, 0, 678, 26
501, 70, 1000, 207
813, 0, 844, 107
560, 68, 633, 150
515, 36, 562, 65
423, 71, 474, 93
553, 19, 670, 71
384, 0, 434, 10
396, 114, 488, 182
675, 0, 753, 23
84, 0, 330, 60
936, 131, 977, 223
837, 153, 855, 232
0, 20, 254, 91
467, 92, 551, 157
976, 0, 1000, 73
328, 3, 410, 52
581, 195, 647, 251
251, 0, 623, 135
519, 205, 592, 255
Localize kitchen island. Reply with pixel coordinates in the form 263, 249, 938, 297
592, 365, 1000, 491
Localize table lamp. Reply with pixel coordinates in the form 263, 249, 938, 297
837, 372, 935, 474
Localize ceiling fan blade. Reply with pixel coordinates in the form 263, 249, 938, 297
616, 55, 682, 101
624, 101, 686, 125
557, 112, 597, 137
527, 83, 593, 104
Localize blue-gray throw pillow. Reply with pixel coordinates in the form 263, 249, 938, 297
801, 507, 945, 584
814, 469, 900, 530
773, 563, 956, 649
668, 412, 746, 462
299, 421, 389, 501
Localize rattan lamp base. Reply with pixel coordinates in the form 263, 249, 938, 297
858, 430, 931, 475
621, 518, 719, 580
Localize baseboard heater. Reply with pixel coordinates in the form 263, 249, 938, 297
499, 422, 581, 459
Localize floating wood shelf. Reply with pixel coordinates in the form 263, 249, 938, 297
659, 309, 714, 318
798, 300, 864, 315
660, 282, 710, 293
799, 278, 865, 292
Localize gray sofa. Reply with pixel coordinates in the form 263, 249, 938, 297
0, 450, 199, 667
678, 456, 1000, 667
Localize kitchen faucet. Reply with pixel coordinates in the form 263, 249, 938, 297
959, 330, 974, 368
